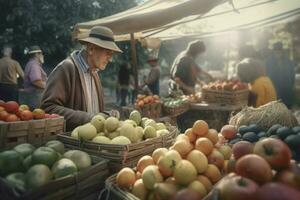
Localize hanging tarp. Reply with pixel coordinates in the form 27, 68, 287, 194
73, 0, 227, 40
146, 0, 300, 40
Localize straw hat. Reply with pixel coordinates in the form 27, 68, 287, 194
79, 26, 122, 53
28, 46, 42, 54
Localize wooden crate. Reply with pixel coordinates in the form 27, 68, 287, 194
162, 103, 190, 117
57, 125, 178, 172
202, 88, 249, 106
0, 117, 65, 149
0, 156, 109, 200
122, 102, 161, 119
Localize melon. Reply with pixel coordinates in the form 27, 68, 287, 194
45, 140, 65, 154
5, 172, 26, 192
71, 127, 79, 138
104, 117, 119, 132
31, 147, 59, 168
143, 126, 157, 139
26, 164, 53, 190
111, 136, 131, 145
69, 150, 92, 170
52, 158, 77, 179
129, 110, 142, 125
91, 115, 105, 132
0, 150, 24, 176
78, 123, 97, 140
23, 155, 32, 170
14, 143, 35, 158
120, 123, 138, 143
92, 136, 111, 144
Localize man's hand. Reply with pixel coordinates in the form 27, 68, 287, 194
109, 110, 120, 119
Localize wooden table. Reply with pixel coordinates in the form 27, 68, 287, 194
176, 103, 244, 132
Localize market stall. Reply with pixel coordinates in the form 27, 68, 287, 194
2, 0, 300, 200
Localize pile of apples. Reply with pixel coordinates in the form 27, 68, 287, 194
135, 95, 160, 109
0, 100, 60, 122
116, 120, 233, 200
219, 138, 300, 200
203, 80, 248, 91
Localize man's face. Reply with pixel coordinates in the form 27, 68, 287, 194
90, 45, 114, 70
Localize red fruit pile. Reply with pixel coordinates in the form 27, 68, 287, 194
0, 100, 60, 122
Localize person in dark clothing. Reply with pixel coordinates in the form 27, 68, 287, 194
266, 42, 295, 108
170, 40, 213, 95
118, 63, 131, 106
142, 57, 160, 95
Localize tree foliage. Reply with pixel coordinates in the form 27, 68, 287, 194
0, 0, 137, 69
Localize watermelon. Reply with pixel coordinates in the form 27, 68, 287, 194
45, 140, 65, 154
31, 147, 59, 168
52, 158, 77, 179
0, 150, 24, 176
25, 164, 53, 190
5, 172, 26, 192
13, 143, 35, 158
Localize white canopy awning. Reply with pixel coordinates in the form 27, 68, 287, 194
145, 0, 300, 40
73, 0, 227, 40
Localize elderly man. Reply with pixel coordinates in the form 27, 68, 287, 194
41, 26, 122, 131
0, 46, 24, 101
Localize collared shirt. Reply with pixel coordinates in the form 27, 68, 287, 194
77, 49, 100, 115
24, 58, 47, 93
0, 56, 24, 84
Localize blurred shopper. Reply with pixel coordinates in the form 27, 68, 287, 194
0, 46, 24, 101
118, 63, 131, 106
41, 26, 122, 131
141, 56, 160, 95
237, 58, 277, 107
23, 46, 47, 109
266, 42, 295, 108
170, 40, 213, 95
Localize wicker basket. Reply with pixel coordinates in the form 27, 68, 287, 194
202, 88, 249, 106
0, 117, 65, 149
101, 173, 139, 200
102, 174, 218, 200
162, 103, 190, 117
122, 102, 161, 119
0, 156, 109, 200
57, 125, 178, 172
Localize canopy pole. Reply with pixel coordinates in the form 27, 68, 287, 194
130, 33, 139, 96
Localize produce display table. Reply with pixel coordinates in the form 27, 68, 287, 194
176, 103, 244, 132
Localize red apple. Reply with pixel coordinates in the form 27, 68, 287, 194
32, 108, 45, 119
236, 154, 273, 184
207, 149, 225, 169
232, 141, 254, 160
4, 101, 19, 113
275, 164, 300, 190
0, 110, 9, 121
221, 125, 238, 140
253, 138, 292, 170
49, 114, 60, 118
257, 182, 300, 200
20, 110, 34, 121
218, 174, 259, 200
6, 114, 20, 122
19, 104, 30, 111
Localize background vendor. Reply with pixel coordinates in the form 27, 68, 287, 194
41, 26, 122, 131
237, 58, 277, 107
170, 40, 213, 95
141, 56, 160, 95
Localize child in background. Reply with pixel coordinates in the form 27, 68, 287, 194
237, 58, 277, 107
